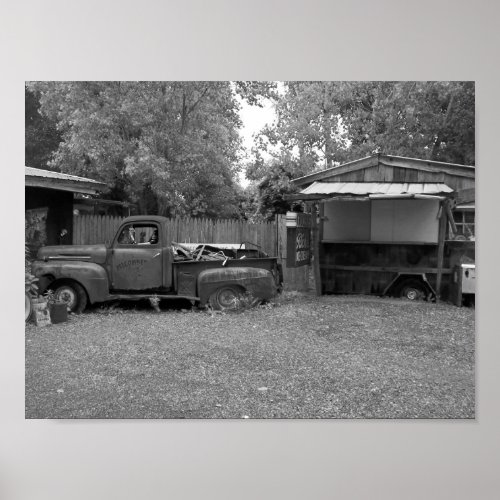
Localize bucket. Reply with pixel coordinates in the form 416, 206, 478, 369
49, 302, 68, 324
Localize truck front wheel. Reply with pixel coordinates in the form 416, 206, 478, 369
25, 292, 33, 322
52, 281, 88, 313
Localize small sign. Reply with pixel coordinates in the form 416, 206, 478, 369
286, 212, 298, 227
286, 213, 311, 268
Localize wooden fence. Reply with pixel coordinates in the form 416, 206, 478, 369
73, 215, 124, 247
73, 215, 277, 255
72, 214, 310, 291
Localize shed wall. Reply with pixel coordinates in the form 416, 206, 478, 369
325, 165, 474, 192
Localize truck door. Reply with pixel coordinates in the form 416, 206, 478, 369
111, 222, 163, 290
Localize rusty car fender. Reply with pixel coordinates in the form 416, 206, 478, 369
32, 261, 110, 304
197, 267, 277, 306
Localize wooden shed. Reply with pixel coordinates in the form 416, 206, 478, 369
25, 167, 107, 253
287, 154, 475, 303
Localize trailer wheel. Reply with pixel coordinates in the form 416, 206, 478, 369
51, 281, 88, 313
209, 285, 245, 311
398, 280, 427, 301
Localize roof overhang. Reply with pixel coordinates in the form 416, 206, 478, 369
456, 202, 475, 211
25, 177, 105, 195
285, 182, 454, 202
25, 167, 107, 195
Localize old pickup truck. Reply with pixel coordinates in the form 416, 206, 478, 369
32, 215, 283, 313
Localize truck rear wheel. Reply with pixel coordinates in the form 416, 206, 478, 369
209, 286, 245, 311
52, 281, 88, 313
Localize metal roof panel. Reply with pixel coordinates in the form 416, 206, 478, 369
25, 166, 105, 184
300, 182, 453, 196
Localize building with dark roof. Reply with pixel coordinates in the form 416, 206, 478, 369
25, 167, 107, 252
286, 154, 475, 303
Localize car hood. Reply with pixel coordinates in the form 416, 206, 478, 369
37, 244, 108, 265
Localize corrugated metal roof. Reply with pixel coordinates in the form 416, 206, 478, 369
25, 166, 104, 184
300, 182, 453, 196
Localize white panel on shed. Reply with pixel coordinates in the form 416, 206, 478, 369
371, 200, 394, 241
393, 199, 440, 242
370, 199, 440, 243
323, 200, 371, 241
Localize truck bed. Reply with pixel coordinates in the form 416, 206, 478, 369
173, 257, 280, 297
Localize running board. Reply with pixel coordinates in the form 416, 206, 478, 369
107, 294, 199, 301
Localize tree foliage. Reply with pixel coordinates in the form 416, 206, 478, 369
25, 86, 61, 170
27, 81, 252, 218
246, 151, 307, 220
247, 81, 475, 218
334, 81, 475, 165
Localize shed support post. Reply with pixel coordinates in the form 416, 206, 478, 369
309, 203, 322, 296
436, 201, 447, 302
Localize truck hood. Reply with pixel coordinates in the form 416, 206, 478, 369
37, 244, 108, 265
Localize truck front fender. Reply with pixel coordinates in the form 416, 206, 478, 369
197, 267, 277, 306
32, 261, 109, 304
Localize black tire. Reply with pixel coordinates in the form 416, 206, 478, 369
208, 286, 244, 311
25, 292, 33, 322
398, 280, 427, 301
52, 281, 88, 313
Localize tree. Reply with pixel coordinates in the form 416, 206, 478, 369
27, 81, 248, 218
255, 81, 474, 169
248, 81, 475, 218
335, 81, 475, 165
246, 150, 308, 220
25, 86, 61, 169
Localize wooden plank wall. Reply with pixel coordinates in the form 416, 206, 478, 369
318, 241, 474, 299
332, 165, 475, 191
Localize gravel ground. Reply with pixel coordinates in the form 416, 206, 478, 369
25, 293, 475, 419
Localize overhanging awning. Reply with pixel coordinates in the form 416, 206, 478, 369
25, 166, 107, 195
284, 182, 454, 202
301, 181, 453, 196
455, 202, 475, 211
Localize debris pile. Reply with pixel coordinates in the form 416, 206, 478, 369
171, 242, 266, 262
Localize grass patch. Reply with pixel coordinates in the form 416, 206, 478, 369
25, 294, 475, 419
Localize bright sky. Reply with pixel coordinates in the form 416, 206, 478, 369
237, 96, 276, 188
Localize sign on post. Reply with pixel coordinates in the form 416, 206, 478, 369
286, 212, 311, 268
